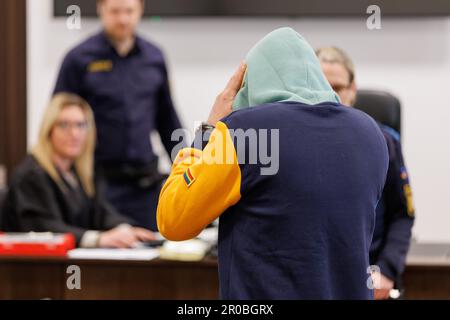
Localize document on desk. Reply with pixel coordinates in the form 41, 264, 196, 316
67, 248, 160, 261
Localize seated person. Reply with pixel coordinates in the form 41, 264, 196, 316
2, 93, 155, 248
157, 28, 388, 299
316, 47, 415, 299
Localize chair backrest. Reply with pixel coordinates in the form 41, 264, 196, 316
354, 89, 402, 134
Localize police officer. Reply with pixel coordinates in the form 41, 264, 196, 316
317, 46, 415, 299
54, 0, 184, 231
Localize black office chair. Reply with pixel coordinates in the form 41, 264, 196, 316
354, 90, 402, 135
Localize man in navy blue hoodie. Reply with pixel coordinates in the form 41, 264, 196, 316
157, 28, 389, 299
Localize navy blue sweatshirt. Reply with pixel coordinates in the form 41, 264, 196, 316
158, 101, 389, 299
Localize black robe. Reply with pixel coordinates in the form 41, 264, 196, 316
1, 155, 131, 245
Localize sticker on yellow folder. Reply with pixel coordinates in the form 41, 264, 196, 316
183, 168, 196, 187
87, 60, 113, 73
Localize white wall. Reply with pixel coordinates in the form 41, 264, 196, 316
28, 0, 450, 242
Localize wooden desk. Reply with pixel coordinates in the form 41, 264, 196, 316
1, 253, 449, 300
0, 256, 219, 300
402, 243, 450, 299
403, 264, 450, 299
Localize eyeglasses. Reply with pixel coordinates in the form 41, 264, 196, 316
54, 121, 89, 131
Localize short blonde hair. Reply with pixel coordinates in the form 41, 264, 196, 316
31, 93, 96, 197
316, 47, 355, 83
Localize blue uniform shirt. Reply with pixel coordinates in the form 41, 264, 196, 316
54, 31, 183, 166
370, 125, 415, 283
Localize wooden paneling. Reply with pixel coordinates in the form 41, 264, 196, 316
1, 256, 449, 300
403, 266, 450, 300
0, 259, 63, 300
0, 0, 27, 181
0, 257, 220, 300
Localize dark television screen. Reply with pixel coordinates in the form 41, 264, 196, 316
54, 0, 450, 17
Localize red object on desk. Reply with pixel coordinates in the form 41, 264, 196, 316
0, 232, 75, 257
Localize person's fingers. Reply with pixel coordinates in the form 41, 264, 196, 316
111, 239, 128, 249
104, 237, 125, 249
374, 289, 389, 300
134, 228, 156, 241
116, 231, 138, 248
136, 229, 157, 241
116, 237, 136, 248
224, 61, 247, 97
373, 289, 382, 300
227, 62, 247, 94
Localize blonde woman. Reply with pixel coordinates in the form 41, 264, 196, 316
2, 93, 155, 248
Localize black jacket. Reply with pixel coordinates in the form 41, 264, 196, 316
370, 124, 415, 283
1, 155, 131, 245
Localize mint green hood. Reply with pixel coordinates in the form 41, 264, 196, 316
233, 27, 340, 111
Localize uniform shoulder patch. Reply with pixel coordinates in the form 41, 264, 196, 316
403, 184, 415, 217
183, 168, 196, 187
